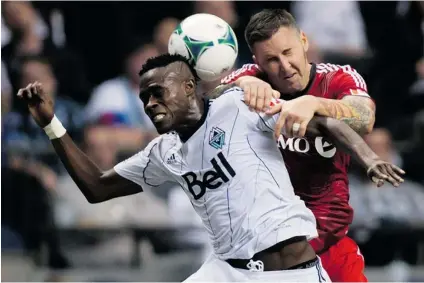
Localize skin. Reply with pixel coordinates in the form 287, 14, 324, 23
17, 60, 403, 204
233, 26, 376, 138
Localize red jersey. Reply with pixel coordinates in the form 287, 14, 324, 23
221, 63, 371, 254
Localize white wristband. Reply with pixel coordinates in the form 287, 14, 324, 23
43, 115, 67, 140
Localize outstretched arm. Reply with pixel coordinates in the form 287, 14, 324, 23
306, 116, 404, 187
17, 82, 142, 203
51, 134, 142, 203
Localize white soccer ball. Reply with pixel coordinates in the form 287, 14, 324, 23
168, 13, 238, 82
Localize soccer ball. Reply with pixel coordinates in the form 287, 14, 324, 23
168, 13, 238, 82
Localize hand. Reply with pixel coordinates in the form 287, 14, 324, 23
17, 81, 54, 128
268, 95, 318, 139
236, 76, 280, 112
366, 160, 405, 187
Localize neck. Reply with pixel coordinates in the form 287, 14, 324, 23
300, 63, 312, 92
176, 97, 206, 142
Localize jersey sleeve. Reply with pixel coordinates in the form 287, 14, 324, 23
330, 65, 370, 100
113, 137, 169, 190
220, 64, 262, 84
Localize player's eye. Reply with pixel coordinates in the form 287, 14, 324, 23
139, 86, 164, 105
266, 57, 279, 63
282, 49, 292, 56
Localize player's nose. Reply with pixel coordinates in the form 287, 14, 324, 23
278, 55, 291, 72
145, 96, 160, 113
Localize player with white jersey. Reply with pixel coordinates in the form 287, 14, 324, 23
115, 88, 318, 262
17, 54, 403, 282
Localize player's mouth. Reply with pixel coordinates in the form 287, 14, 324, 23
283, 73, 296, 80
152, 113, 167, 123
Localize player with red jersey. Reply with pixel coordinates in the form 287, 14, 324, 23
219, 9, 394, 282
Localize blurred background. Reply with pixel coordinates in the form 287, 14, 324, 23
1, 1, 424, 281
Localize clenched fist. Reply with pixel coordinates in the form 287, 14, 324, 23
17, 81, 54, 128
367, 160, 405, 188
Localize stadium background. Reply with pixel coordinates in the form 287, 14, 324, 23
1, 1, 424, 281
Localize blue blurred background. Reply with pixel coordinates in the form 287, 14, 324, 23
1, 1, 424, 281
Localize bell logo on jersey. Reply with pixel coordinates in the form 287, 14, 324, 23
182, 152, 236, 200
278, 136, 336, 158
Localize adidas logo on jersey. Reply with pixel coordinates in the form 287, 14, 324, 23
166, 153, 177, 164
182, 152, 236, 200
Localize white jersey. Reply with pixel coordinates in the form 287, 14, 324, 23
114, 87, 317, 260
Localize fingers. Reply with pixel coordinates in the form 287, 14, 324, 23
274, 110, 288, 139
255, 85, 265, 112
266, 103, 282, 115
385, 164, 405, 184
16, 81, 43, 104
284, 114, 295, 138
379, 165, 399, 187
371, 176, 385, 187
240, 79, 278, 112
368, 165, 389, 182
248, 85, 257, 111
391, 164, 406, 175
298, 120, 309, 138
263, 87, 272, 112
243, 86, 251, 107
369, 163, 401, 187
272, 90, 280, 99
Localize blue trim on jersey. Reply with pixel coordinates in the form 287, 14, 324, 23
258, 115, 273, 132
315, 261, 326, 282
142, 143, 160, 187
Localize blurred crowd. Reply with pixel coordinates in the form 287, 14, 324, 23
1, 1, 424, 280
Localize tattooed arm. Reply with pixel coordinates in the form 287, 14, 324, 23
313, 95, 376, 135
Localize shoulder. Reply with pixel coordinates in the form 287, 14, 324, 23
210, 86, 245, 111
143, 132, 179, 161
316, 63, 367, 90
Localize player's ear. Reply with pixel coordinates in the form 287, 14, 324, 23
300, 30, 309, 53
185, 79, 195, 96
252, 55, 258, 65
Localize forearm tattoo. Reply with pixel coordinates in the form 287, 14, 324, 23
316, 97, 375, 135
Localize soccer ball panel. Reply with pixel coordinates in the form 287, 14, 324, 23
168, 13, 238, 82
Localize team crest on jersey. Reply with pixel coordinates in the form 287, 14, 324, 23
209, 127, 225, 149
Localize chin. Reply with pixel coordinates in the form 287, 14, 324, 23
155, 121, 173, 135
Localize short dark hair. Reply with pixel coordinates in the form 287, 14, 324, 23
245, 9, 299, 50
138, 53, 199, 81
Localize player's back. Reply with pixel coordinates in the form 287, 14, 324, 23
278, 63, 369, 252
146, 87, 317, 260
